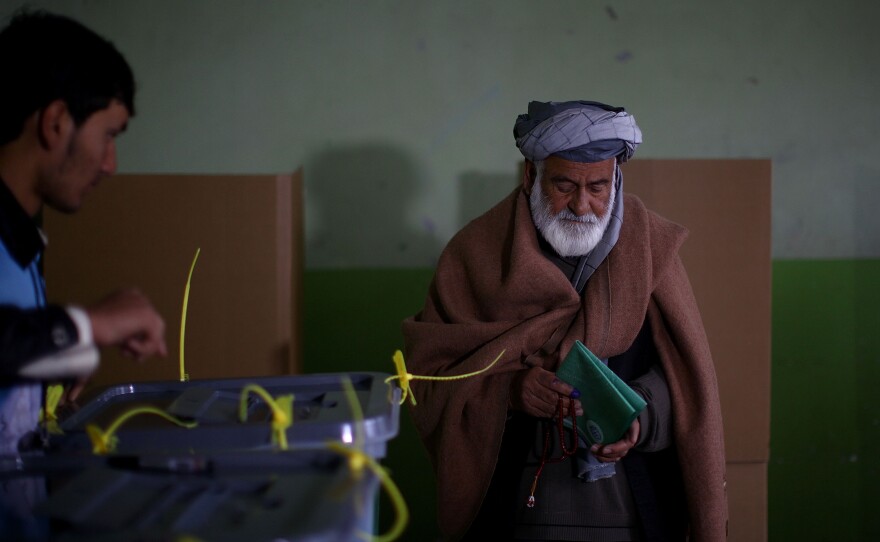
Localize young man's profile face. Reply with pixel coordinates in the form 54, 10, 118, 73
40, 100, 129, 214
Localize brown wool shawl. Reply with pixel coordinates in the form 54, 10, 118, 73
402, 188, 728, 541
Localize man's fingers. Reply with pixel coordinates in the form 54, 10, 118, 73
87, 288, 167, 363
60, 379, 88, 405
523, 386, 559, 418
123, 336, 165, 362
590, 418, 639, 462
557, 398, 583, 417
511, 368, 585, 419
591, 443, 627, 462
548, 377, 575, 397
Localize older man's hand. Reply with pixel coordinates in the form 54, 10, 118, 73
591, 418, 640, 462
509, 366, 583, 419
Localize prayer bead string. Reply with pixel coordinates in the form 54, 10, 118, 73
527, 395, 579, 508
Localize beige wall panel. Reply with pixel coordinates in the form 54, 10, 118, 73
727, 462, 768, 542
43, 172, 303, 391
624, 159, 772, 464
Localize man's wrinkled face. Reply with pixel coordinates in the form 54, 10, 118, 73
40, 100, 129, 213
525, 156, 616, 257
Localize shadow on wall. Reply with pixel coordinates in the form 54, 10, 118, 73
855, 167, 880, 257
854, 167, 880, 537
305, 144, 444, 268
457, 170, 519, 227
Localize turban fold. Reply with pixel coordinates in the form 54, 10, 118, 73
514, 100, 642, 163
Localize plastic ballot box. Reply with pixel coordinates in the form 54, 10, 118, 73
45, 453, 379, 541
2, 372, 401, 541
48, 372, 399, 458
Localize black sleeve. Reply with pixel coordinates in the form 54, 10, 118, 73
0, 304, 79, 377
608, 316, 672, 451
630, 364, 673, 451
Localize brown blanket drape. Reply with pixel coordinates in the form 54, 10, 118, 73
402, 188, 727, 541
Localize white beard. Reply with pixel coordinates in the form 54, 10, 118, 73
529, 182, 615, 257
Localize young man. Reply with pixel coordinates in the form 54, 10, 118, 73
0, 10, 167, 456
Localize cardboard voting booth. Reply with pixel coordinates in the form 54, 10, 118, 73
43, 172, 304, 389
625, 159, 772, 542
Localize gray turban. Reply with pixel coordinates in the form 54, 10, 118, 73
513, 100, 642, 163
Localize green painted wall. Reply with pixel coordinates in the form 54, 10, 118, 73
302, 269, 438, 540
770, 260, 880, 541
305, 261, 880, 541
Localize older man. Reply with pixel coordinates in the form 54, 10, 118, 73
403, 101, 727, 541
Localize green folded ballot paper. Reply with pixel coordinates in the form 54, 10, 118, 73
556, 340, 647, 445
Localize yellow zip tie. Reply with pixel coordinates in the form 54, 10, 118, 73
40, 383, 63, 422
340, 375, 365, 474
238, 384, 294, 450
327, 376, 409, 542
85, 406, 197, 455
326, 441, 409, 542
384, 349, 505, 406
40, 383, 65, 435
179, 247, 201, 382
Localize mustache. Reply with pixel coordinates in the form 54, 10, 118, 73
554, 209, 600, 224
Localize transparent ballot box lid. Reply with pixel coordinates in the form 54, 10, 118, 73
48, 372, 399, 458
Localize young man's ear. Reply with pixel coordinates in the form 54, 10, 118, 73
37, 99, 74, 151
522, 160, 537, 195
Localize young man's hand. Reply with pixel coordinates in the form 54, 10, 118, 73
86, 289, 167, 361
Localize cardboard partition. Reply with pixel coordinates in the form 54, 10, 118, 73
623, 159, 772, 464
727, 462, 768, 542
43, 172, 303, 391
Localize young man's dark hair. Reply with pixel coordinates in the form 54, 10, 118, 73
0, 9, 136, 145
